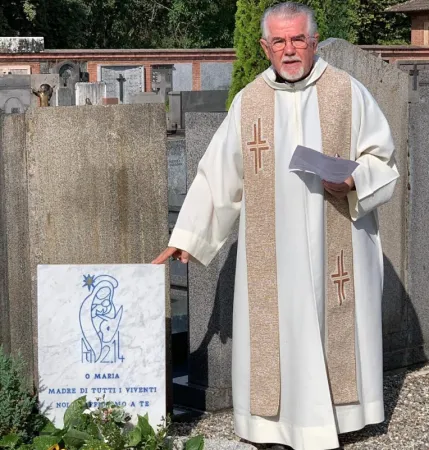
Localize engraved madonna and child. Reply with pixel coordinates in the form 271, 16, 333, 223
80, 275, 124, 364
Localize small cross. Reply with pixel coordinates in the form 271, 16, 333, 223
409, 64, 419, 91
247, 118, 270, 174
331, 250, 351, 305
117, 73, 127, 103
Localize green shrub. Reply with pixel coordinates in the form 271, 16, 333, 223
0, 347, 45, 443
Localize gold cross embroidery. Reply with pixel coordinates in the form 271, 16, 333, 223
331, 250, 351, 305
247, 118, 270, 175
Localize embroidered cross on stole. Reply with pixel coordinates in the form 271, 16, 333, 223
241, 65, 358, 417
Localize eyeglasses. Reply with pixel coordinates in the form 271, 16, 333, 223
267, 36, 315, 51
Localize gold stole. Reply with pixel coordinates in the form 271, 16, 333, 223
241, 65, 358, 417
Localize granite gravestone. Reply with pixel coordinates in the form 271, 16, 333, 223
173, 112, 236, 411
100, 66, 145, 104
317, 39, 409, 370
38, 264, 165, 428
0, 105, 170, 407
75, 82, 107, 105
172, 64, 192, 92
200, 63, 233, 90
51, 61, 81, 106
0, 75, 31, 113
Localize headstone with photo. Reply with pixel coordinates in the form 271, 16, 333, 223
38, 264, 165, 428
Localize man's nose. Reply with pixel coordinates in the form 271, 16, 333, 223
283, 41, 296, 56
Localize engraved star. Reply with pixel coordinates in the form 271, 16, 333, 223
83, 274, 95, 291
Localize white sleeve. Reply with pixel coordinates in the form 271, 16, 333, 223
347, 79, 400, 221
168, 95, 243, 266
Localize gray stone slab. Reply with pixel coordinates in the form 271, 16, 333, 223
31, 74, 59, 107
100, 66, 145, 104
0, 37, 44, 53
0, 105, 170, 392
75, 82, 106, 106
171, 288, 188, 334
201, 63, 233, 91
0, 75, 31, 114
183, 112, 235, 410
408, 102, 429, 364
129, 92, 163, 104
181, 91, 228, 128
51, 61, 80, 105
167, 137, 186, 209
167, 92, 182, 129
419, 70, 429, 103
172, 64, 193, 92
170, 259, 187, 288
56, 87, 74, 106
318, 38, 410, 369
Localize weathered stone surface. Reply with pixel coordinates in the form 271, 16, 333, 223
75, 82, 107, 106
0, 37, 44, 53
100, 66, 145, 104
318, 38, 410, 369
200, 63, 233, 90
167, 137, 186, 210
0, 105, 170, 390
0, 75, 31, 114
408, 102, 429, 364
172, 64, 193, 92
174, 112, 234, 410
180, 91, 228, 129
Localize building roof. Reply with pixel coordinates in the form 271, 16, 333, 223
386, 0, 429, 13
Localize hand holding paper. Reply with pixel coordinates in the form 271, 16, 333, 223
289, 145, 358, 184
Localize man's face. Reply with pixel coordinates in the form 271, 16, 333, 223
260, 14, 319, 82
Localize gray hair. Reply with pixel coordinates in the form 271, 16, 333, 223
261, 2, 318, 39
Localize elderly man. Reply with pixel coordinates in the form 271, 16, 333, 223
153, 2, 399, 449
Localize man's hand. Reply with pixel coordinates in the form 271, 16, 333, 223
151, 247, 190, 264
323, 176, 355, 199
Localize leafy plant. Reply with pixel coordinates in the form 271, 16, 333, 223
0, 397, 204, 450
0, 347, 46, 443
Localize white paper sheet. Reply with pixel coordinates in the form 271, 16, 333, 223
289, 145, 359, 183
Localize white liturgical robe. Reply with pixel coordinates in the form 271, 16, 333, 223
168, 57, 399, 450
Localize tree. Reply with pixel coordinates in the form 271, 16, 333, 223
357, 0, 410, 45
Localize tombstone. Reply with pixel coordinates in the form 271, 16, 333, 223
317, 39, 410, 370
200, 63, 233, 90
51, 61, 81, 106
167, 137, 186, 212
0, 104, 171, 410
31, 74, 60, 108
172, 64, 193, 92
0, 37, 44, 53
75, 82, 107, 106
180, 91, 228, 129
38, 264, 165, 428
396, 60, 429, 103
129, 92, 163, 104
408, 101, 429, 366
419, 70, 429, 102
56, 87, 74, 106
173, 112, 235, 411
0, 65, 31, 75
100, 66, 145, 104
167, 91, 181, 130
0, 75, 31, 114
152, 67, 172, 101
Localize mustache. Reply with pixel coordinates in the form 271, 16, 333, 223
282, 58, 302, 63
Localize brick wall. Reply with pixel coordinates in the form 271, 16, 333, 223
411, 14, 429, 46
192, 62, 201, 90
30, 63, 40, 74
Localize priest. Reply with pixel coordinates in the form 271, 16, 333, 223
153, 2, 399, 449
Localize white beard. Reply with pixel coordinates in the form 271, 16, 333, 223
279, 65, 305, 82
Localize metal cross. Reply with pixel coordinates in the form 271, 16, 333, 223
117, 73, 127, 103
331, 250, 351, 305
247, 118, 270, 174
409, 64, 420, 91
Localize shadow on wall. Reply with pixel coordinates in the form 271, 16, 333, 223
189, 251, 426, 442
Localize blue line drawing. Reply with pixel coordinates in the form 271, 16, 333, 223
80, 274, 124, 364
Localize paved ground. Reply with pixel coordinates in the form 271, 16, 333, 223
171, 365, 429, 449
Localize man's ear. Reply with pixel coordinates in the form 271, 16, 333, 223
313, 33, 320, 51
260, 39, 270, 60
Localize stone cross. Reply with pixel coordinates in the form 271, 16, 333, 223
117, 73, 126, 103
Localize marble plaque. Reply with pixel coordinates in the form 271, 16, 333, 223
38, 264, 165, 428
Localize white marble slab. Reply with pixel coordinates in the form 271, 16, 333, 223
37, 264, 165, 429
